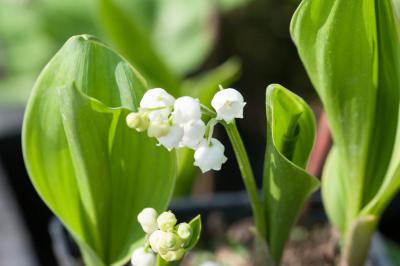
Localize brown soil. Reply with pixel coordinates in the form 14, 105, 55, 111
282, 225, 340, 266
184, 215, 341, 266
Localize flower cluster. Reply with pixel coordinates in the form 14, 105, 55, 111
131, 208, 193, 266
126, 87, 246, 172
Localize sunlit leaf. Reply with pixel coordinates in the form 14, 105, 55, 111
263, 84, 319, 263
291, 0, 400, 236
22, 35, 176, 266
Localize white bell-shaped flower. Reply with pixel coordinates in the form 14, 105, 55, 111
137, 208, 158, 234
180, 120, 206, 149
194, 138, 227, 173
140, 88, 175, 121
172, 96, 201, 125
157, 124, 184, 151
211, 88, 246, 123
131, 247, 156, 266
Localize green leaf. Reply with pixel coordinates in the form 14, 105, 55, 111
291, 0, 400, 235
96, 0, 180, 92
22, 35, 176, 266
341, 215, 378, 266
98, 0, 218, 77
185, 215, 202, 250
181, 58, 241, 107
263, 84, 319, 263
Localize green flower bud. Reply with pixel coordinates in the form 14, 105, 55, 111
157, 211, 177, 231
160, 248, 185, 262
177, 223, 192, 244
158, 232, 181, 251
126, 111, 149, 132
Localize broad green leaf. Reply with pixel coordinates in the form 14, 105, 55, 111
291, 0, 378, 224
321, 146, 348, 234
291, 0, 400, 233
96, 0, 180, 92
22, 35, 176, 266
97, 0, 218, 77
263, 84, 319, 263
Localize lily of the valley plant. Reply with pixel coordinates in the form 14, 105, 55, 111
127, 84, 320, 265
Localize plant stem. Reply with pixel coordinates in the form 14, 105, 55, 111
224, 122, 266, 237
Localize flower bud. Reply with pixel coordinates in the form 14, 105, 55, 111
159, 248, 185, 262
131, 247, 156, 266
177, 223, 192, 243
137, 208, 158, 234
180, 120, 206, 149
149, 230, 163, 253
126, 112, 149, 132
157, 124, 184, 151
157, 211, 177, 232
211, 88, 246, 123
158, 232, 182, 251
172, 96, 201, 125
147, 120, 170, 138
194, 138, 227, 173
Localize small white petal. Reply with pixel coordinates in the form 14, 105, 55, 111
140, 88, 174, 122
180, 120, 206, 149
137, 208, 158, 234
211, 88, 246, 123
140, 88, 175, 109
194, 138, 227, 173
157, 125, 184, 151
131, 247, 156, 266
172, 96, 201, 125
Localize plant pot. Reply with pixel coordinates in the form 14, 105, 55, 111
49, 191, 393, 266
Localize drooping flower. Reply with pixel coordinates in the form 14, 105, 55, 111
180, 120, 206, 149
137, 208, 158, 234
140, 88, 175, 121
131, 247, 156, 266
194, 138, 227, 173
172, 96, 201, 125
211, 88, 246, 123
157, 124, 184, 151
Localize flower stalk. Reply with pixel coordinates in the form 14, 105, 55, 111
224, 122, 266, 237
